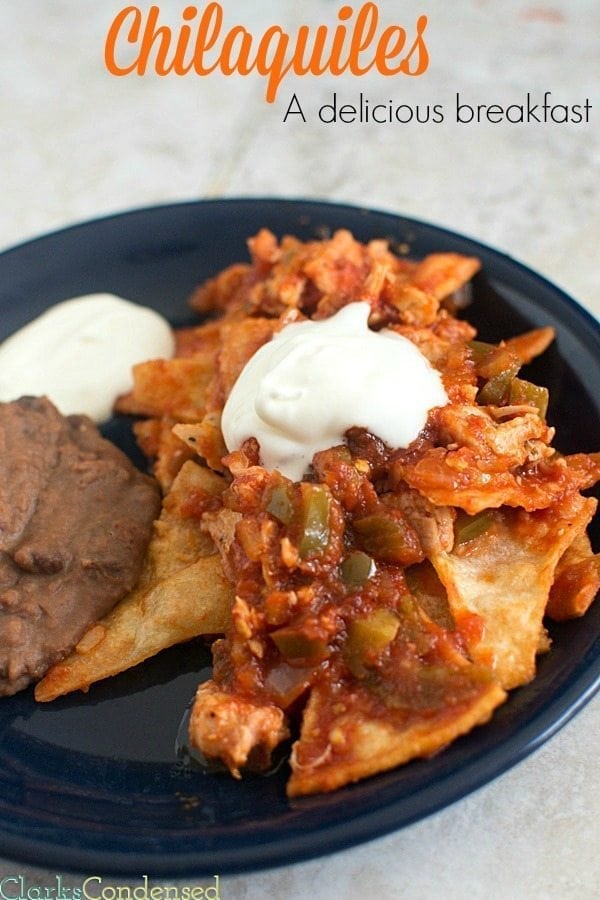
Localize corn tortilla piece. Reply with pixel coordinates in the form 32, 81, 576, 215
405, 561, 455, 630
546, 531, 600, 621
409, 252, 481, 302
134, 417, 197, 493
431, 495, 596, 690
35, 555, 233, 701
504, 326, 555, 364
173, 417, 228, 473
115, 354, 215, 422
287, 677, 505, 796
215, 316, 276, 398
35, 460, 232, 701
144, 459, 228, 578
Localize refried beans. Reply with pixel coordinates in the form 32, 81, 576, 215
0, 396, 161, 695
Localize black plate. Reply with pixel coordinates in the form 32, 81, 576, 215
0, 198, 598, 876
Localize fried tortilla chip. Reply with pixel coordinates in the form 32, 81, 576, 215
431, 494, 596, 690
287, 676, 505, 796
546, 531, 600, 621
504, 326, 555, 364
35, 460, 233, 701
145, 459, 228, 576
134, 417, 197, 492
35, 554, 232, 701
115, 355, 215, 421
405, 561, 454, 629
173, 417, 228, 473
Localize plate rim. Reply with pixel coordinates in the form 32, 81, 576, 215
2, 193, 599, 348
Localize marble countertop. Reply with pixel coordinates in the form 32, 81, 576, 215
0, 1, 598, 897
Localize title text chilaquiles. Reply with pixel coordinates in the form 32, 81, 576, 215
104, 3, 430, 102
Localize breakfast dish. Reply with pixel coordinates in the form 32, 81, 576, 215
0, 199, 598, 874
26, 224, 600, 797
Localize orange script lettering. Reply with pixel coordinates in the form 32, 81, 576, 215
104, 3, 430, 102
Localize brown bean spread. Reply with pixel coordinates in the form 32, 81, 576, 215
0, 396, 161, 695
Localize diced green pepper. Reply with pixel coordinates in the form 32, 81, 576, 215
344, 609, 400, 678
470, 341, 522, 406
509, 378, 549, 418
266, 483, 295, 525
298, 484, 330, 558
340, 551, 374, 587
270, 626, 329, 662
454, 509, 494, 546
473, 344, 521, 380
467, 340, 496, 365
477, 369, 517, 405
264, 662, 311, 708
353, 512, 419, 564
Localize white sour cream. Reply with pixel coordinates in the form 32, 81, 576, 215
0, 294, 174, 422
221, 301, 448, 481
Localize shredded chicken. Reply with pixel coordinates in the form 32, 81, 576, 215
188, 680, 289, 777
437, 404, 554, 469
387, 488, 455, 554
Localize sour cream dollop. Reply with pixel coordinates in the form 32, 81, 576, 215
0, 294, 174, 422
221, 301, 448, 481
